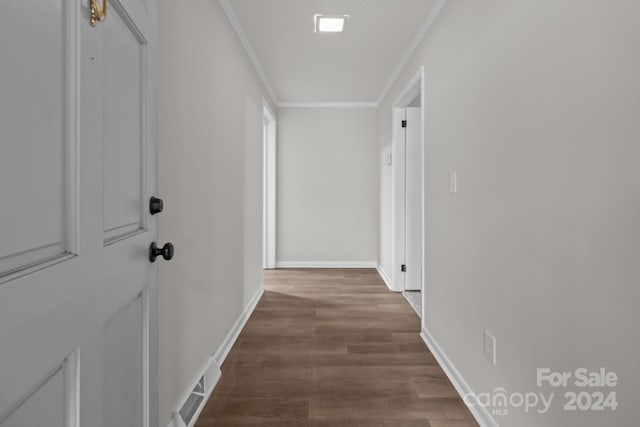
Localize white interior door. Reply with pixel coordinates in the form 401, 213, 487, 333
0, 1, 158, 426
404, 107, 422, 291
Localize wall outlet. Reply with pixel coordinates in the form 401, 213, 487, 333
449, 171, 457, 194
484, 330, 496, 366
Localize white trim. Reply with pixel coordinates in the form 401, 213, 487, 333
376, 264, 394, 291
66, 0, 80, 256
142, 286, 151, 427
420, 328, 499, 427
276, 261, 377, 269
419, 69, 427, 323
392, 67, 424, 109
262, 99, 277, 269
213, 285, 264, 366
277, 102, 378, 109
262, 98, 277, 122
376, 0, 448, 105
64, 348, 80, 427
218, 0, 278, 104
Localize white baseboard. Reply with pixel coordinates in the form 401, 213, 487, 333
420, 328, 499, 427
275, 261, 377, 269
168, 284, 264, 427
376, 264, 394, 291
213, 285, 264, 366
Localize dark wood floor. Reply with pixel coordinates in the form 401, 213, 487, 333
195, 268, 478, 427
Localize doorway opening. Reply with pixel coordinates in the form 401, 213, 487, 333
263, 100, 277, 269
391, 67, 424, 319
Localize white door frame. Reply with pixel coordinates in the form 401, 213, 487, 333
391, 67, 425, 311
263, 99, 277, 269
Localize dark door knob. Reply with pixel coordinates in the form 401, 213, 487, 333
149, 197, 164, 215
150, 242, 174, 262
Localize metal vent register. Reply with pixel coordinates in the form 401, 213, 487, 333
178, 376, 205, 426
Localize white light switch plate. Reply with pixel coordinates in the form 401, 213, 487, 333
449, 171, 457, 194
484, 330, 496, 366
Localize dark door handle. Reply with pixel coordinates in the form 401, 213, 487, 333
150, 242, 174, 262
149, 197, 164, 215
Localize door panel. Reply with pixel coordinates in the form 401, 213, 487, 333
405, 107, 422, 291
0, 368, 65, 427
0, 0, 71, 275
0, 348, 79, 427
103, 294, 144, 427
103, 6, 147, 243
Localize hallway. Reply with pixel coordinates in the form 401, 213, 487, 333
195, 269, 477, 426
2, 0, 639, 425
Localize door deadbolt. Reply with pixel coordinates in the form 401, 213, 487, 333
149, 197, 164, 215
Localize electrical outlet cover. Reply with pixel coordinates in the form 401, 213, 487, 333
449, 171, 457, 194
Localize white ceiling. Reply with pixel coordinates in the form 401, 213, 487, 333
225, 0, 439, 104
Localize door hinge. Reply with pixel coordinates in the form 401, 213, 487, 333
401, 264, 406, 272
401, 120, 407, 128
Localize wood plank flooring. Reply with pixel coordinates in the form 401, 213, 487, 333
195, 268, 478, 427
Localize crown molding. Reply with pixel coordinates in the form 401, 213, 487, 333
376, 0, 448, 105
277, 101, 378, 109
218, 0, 278, 104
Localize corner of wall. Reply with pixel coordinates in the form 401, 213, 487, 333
420, 328, 498, 427
376, 264, 394, 291
213, 285, 264, 366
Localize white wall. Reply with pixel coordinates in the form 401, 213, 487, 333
278, 108, 378, 266
157, 0, 275, 424
378, 1, 640, 426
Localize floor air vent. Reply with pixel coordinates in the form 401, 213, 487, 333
172, 358, 221, 427
178, 376, 205, 425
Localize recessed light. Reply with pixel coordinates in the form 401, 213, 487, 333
314, 14, 349, 33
